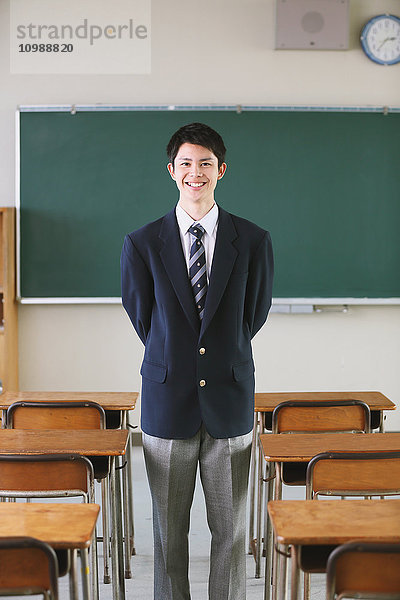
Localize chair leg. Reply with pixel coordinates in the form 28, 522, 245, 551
304, 571, 311, 600
101, 477, 111, 584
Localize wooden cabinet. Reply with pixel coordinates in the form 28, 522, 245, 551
0, 207, 18, 392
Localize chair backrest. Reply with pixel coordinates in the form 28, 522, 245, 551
306, 451, 400, 499
6, 401, 105, 430
0, 454, 94, 498
272, 400, 371, 434
0, 536, 59, 600
326, 542, 400, 600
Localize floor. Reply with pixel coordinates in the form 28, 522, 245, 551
14, 443, 326, 600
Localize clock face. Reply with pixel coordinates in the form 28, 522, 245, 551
360, 14, 400, 65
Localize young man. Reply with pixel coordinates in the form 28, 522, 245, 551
121, 122, 273, 600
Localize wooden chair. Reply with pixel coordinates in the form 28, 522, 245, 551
265, 401, 371, 600
6, 400, 111, 584
0, 536, 59, 600
0, 454, 97, 600
326, 542, 400, 600
300, 451, 400, 600
306, 450, 400, 500
272, 400, 371, 496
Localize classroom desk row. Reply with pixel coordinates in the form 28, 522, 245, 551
0, 392, 138, 600
249, 391, 396, 577
0, 391, 138, 569
260, 431, 400, 600
0, 428, 129, 600
0, 390, 397, 600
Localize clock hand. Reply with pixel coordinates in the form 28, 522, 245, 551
377, 36, 397, 50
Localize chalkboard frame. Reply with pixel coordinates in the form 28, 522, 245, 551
16, 104, 400, 306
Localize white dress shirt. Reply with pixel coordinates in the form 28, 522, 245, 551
175, 203, 219, 282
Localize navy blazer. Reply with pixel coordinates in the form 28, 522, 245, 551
121, 206, 273, 439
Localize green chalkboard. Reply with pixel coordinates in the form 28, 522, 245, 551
19, 109, 400, 299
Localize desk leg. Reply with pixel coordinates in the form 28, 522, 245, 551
264, 471, 274, 600
255, 429, 264, 578
69, 550, 78, 600
271, 461, 281, 600
110, 455, 126, 600
122, 432, 132, 578
80, 548, 91, 600
290, 546, 300, 600
101, 476, 111, 584
248, 411, 258, 555
116, 457, 125, 596
126, 428, 136, 556
124, 412, 136, 556
89, 481, 99, 600
110, 456, 119, 600
277, 543, 287, 600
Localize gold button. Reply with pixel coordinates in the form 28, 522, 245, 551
199, 347, 206, 355
199, 379, 206, 387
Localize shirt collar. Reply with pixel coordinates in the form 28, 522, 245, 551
176, 203, 219, 237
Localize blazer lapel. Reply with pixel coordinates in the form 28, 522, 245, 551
159, 209, 200, 335
200, 208, 238, 337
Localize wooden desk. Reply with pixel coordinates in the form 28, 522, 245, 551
268, 499, 400, 600
255, 391, 395, 415
0, 391, 138, 577
0, 429, 128, 600
0, 428, 128, 455
0, 503, 100, 600
260, 431, 400, 463
261, 432, 400, 600
249, 391, 396, 578
0, 391, 138, 412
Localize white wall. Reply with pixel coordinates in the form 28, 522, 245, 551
1, 0, 399, 429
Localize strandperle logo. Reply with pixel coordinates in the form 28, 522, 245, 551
10, 0, 151, 75
16, 18, 148, 46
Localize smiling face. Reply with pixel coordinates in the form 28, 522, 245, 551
167, 143, 226, 218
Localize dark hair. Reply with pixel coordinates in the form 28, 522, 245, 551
166, 122, 226, 167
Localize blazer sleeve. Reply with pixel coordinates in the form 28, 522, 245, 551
245, 230, 274, 339
121, 234, 153, 345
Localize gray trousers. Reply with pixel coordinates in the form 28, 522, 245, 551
142, 424, 252, 600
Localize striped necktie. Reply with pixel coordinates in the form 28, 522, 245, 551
188, 224, 207, 320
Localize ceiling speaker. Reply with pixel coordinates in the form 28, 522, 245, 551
275, 0, 349, 50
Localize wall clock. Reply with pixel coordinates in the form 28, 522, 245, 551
360, 14, 400, 65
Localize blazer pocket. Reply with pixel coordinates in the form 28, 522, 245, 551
141, 360, 167, 383
232, 359, 254, 382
